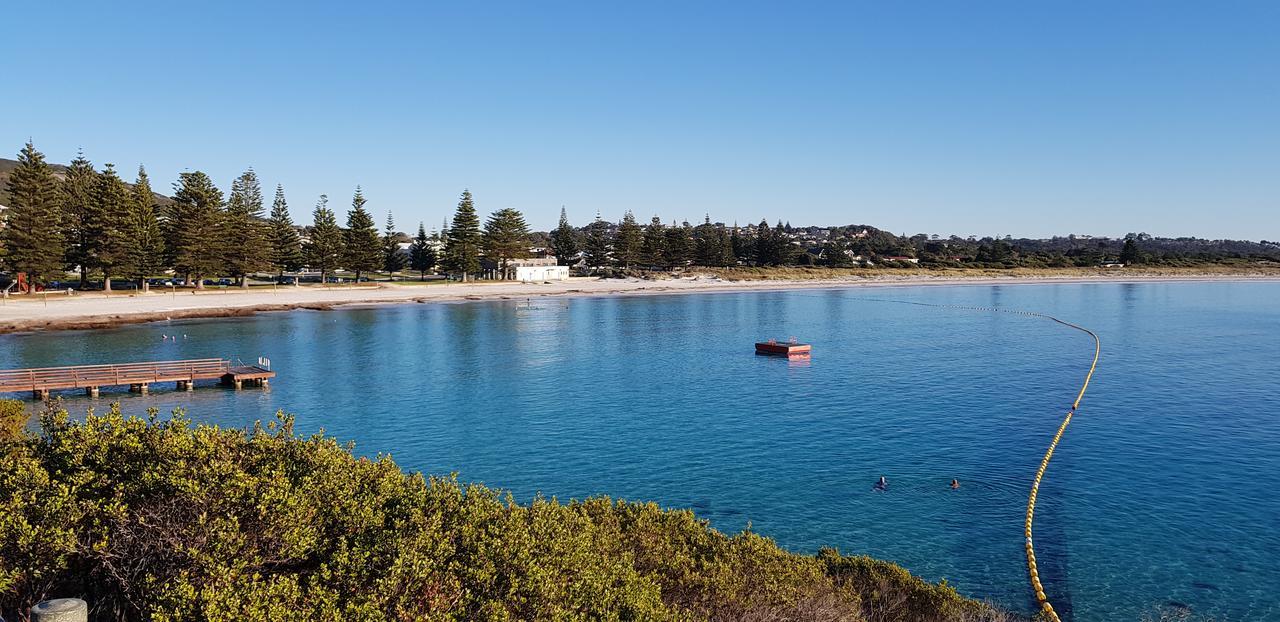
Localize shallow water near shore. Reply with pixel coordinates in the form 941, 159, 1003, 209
3, 281, 1278, 620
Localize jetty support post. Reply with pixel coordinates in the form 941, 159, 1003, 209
85, 386, 99, 398
31, 598, 88, 622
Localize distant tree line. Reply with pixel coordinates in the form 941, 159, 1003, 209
5, 140, 1276, 292
550, 210, 800, 271
549, 211, 1280, 272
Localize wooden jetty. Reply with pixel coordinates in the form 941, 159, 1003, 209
0, 358, 275, 399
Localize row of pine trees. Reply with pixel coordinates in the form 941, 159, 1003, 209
2, 140, 803, 292
0, 142, 538, 291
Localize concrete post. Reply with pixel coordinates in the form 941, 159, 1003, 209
86, 386, 99, 397
31, 598, 88, 622
233, 379, 243, 390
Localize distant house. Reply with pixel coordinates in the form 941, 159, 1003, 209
513, 256, 568, 282
516, 265, 569, 282
880, 256, 919, 264
480, 256, 570, 282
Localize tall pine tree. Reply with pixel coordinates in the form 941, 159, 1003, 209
268, 185, 304, 278
693, 216, 718, 267
170, 171, 226, 288
716, 226, 736, 266
62, 151, 98, 288
409, 222, 436, 280
224, 168, 270, 287
481, 207, 530, 279
1, 141, 65, 290
382, 211, 407, 275
663, 221, 692, 268
583, 217, 612, 270
343, 187, 381, 281
549, 206, 580, 266
443, 190, 481, 280
89, 164, 133, 291
127, 166, 165, 290
642, 216, 666, 268
614, 210, 644, 269
754, 219, 774, 266
772, 220, 794, 265
305, 195, 343, 283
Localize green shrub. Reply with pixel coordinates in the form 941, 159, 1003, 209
0, 399, 28, 443
0, 405, 1016, 621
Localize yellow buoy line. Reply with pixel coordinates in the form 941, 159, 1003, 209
802, 294, 1100, 620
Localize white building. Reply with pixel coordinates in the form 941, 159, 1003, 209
515, 265, 570, 282
511, 256, 569, 282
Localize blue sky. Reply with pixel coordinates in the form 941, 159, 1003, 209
3, 1, 1276, 238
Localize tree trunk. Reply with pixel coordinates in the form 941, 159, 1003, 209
103, 273, 112, 293
241, 275, 249, 289
194, 276, 204, 290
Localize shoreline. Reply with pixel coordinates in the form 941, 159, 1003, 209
2, 271, 1277, 335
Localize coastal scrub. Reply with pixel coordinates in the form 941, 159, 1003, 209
0, 405, 1014, 621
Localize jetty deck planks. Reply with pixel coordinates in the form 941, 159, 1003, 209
0, 358, 275, 398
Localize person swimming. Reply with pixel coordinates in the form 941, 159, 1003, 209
873, 476, 888, 491
951, 479, 960, 490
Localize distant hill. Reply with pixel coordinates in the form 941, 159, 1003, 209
0, 157, 173, 208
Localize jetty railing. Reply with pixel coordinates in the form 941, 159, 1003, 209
0, 359, 233, 394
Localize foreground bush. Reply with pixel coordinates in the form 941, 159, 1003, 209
0, 405, 1015, 621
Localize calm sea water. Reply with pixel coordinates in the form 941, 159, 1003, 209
3, 282, 1278, 620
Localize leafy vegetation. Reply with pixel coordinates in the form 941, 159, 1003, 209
0, 405, 1014, 622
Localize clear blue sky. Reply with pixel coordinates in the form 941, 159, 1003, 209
3, 1, 1276, 239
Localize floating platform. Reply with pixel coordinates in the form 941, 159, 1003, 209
755, 339, 811, 357
0, 358, 275, 399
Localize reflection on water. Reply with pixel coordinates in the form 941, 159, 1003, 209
2, 282, 1279, 620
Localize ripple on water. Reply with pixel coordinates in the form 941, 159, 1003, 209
3, 282, 1278, 620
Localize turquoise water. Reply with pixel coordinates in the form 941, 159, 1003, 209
2, 282, 1278, 620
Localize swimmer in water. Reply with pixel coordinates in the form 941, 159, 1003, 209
951, 479, 960, 490
873, 476, 888, 491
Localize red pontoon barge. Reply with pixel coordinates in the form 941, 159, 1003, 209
755, 338, 811, 357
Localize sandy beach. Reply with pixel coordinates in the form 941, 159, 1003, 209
2, 272, 1277, 335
